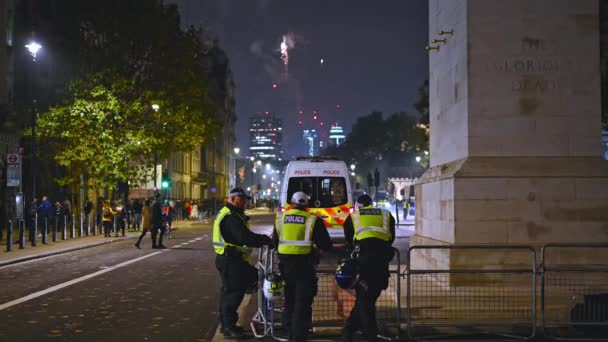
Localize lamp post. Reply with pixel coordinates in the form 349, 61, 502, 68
151, 104, 160, 191
26, 41, 42, 200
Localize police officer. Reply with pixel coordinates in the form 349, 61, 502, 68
214, 188, 272, 339
342, 194, 395, 342
272, 191, 332, 342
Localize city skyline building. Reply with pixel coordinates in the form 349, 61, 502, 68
329, 123, 346, 146
302, 129, 319, 156
249, 112, 283, 161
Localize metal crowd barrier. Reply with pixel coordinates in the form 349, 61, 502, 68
314, 246, 402, 339
251, 243, 402, 340
541, 243, 608, 340
406, 245, 537, 340
251, 245, 287, 341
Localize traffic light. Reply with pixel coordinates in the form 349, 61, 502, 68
161, 171, 171, 189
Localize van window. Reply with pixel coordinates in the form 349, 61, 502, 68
287, 177, 347, 208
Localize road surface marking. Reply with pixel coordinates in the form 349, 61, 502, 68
0, 251, 166, 311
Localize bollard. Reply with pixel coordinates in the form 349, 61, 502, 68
32, 214, 38, 246
6, 220, 13, 251
70, 214, 75, 239
52, 217, 58, 242
42, 217, 48, 244
18, 219, 25, 249
79, 213, 84, 237
395, 203, 400, 225
62, 215, 67, 240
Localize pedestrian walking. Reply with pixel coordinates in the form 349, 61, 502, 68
84, 199, 93, 228
36, 196, 52, 221
151, 194, 165, 249
134, 200, 153, 249
213, 188, 272, 339
102, 200, 115, 237
342, 194, 395, 342
132, 199, 143, 230
54, 200, 63, 234
114, 202, 127, 237
272, 191, 332, 342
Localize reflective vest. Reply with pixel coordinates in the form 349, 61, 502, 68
213, 206, 252, 259
275, 209, 316, 255
351, 206, 391, 242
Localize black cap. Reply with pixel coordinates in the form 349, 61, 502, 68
228, 188, 252, 200
356, 194, 373, 207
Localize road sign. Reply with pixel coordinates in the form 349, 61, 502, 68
7, 153, 20, 165
6, 153, 21, 187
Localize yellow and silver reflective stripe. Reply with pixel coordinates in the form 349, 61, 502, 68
354, 209, 390, 236
278, 213, 314, 246
279, 239, 313, 246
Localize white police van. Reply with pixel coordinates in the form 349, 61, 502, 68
279, 156, 353, 234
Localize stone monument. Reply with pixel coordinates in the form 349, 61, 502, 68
414, 0, 608, 269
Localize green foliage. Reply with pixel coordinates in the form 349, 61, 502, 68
33, 0, 221, 192
323, 111, 427, 180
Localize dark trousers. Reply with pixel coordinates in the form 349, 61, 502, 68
346, 282, 383, 341
345, 254, 390, 342
103, 221, 112, 237
135, 228, 150, 246
115, 219, 126, 237
215, 253, 257, 329
281, 262, 316, 342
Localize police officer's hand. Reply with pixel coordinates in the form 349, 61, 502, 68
266, 236, 275, 249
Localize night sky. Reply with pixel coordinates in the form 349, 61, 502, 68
171, 0, 429, 158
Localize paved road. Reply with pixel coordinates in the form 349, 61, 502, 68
0, 212, 411, 341
0, 215, 262, 342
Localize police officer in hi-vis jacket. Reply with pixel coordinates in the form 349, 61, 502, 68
272, 191, 332, 342
213, 188, 272, 339
342, 194, 395, 342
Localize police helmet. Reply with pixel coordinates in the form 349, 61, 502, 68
263, 273, 285, 302
356, 194, 373, 207
335, 258, 359, 290
291, 191, 310, 206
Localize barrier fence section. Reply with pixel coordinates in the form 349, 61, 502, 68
541, 243, 608, 340
406, 245, 537, 340
252, 244, 402, 340
313, 246, 402, 338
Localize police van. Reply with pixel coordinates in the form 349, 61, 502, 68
279, 156, 353, 234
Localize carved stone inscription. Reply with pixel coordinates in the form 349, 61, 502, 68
491, 37, 570, 95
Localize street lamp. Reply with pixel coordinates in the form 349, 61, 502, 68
416, 156, 422, 163
26, 41, 42, 61
234, 147, 240, 155
151, 104, 160, 189
350, 164, 356, 171
26, 40, 42, 200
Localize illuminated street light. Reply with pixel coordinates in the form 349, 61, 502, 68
416, 156, 422, 163
250, 156, 254, 162
350, 164, 356, 171
234, 147, 240, 154
424, 150, 429, 155
256, 160, 262, 166
351, 172, 355, 176
26, 41, 42, 61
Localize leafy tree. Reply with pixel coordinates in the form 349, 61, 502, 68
323, 111, 426, 183
33, 0, 220, 193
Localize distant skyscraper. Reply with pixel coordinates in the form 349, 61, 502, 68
329, 123, 346, 146
249, 113, 283, 161
302, 129, 318, 156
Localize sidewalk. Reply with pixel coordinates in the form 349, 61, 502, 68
0, 229, 140, 267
